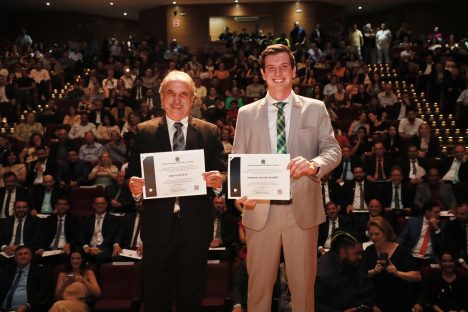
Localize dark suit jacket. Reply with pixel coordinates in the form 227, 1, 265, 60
104, 183, 134, 213
0, 187, 29, 217
414, 182, 457, 211
339, 180, 376, 209
443, 219, 467, 261
440, 157, 467, 181
332, 156, 362, 182
218, 211, 238, 249
56, 159, 91, 186
42, 213, 80, 249
352, 213, 391, 242
410, 135, 441, 158
363, 155, 394, 180
116, 212, 140, 249
318, 216, 351, 247
130, 86, 148, 100
377, 182, 413, 209
397, 216, 445, 262
0, 215, 42, 250
127, 116, 226, 250
26, 158, 58, 186
30, 185, 67, 213
401, 157, 428, 181
0, 263, 49, 311
142, 95, 163, 116
79, 213, 119, 249
89, 109, 113, 126
321, 180, 341, 205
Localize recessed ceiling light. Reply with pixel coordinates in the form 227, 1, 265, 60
109, 2, 114, 5
123, 12, 127, 15
46, 2, 50, 5
358, 6, 362, 10
235, 0, 239, 2
173, 1, 176, 4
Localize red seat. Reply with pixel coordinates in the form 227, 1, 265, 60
70, 186, 104, 217
94, 263, 142, 311
202, 261, 231, 311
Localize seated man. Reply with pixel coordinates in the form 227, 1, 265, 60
30, 175, 66, 216
36, 197, 79, 263
414, 167, 457, 213
352, 198, 388, 242
315, 230, 377, 311
364, 142, 394, 182
56, 149, 91, 187
26, 146, 57, 186
401, 144, 427, 186
209, 195, 238, 261
79, 196, 119, 265
340, 166, 376, 214
378, 166, 413, 215
318, 201, 351, 254
332, 145, 361, 185
0, 245, 49, 312
78, 131, 103, 167
113, 200, 144, 260
0, 200, 42, 260
320, 173, 341, 208
397, 203, 445, 266
68, 112, 96, 140
104, 171, 133, 213
0, 172, 29, 219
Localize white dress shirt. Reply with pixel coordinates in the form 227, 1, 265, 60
266, 91, 293, 154
49, 215, 67, 249
442, 158, 460, 182
90, 213, 106, 247
8, 216, 27, 247
391, 184, 404, 209
352, 182, 368, 211
1, 188, 16, 218
131, 213, 142, 247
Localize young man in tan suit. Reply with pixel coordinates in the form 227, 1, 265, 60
233, 44, 341, 311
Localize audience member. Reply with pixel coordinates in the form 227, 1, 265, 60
79, 131, 103, 166
68, 113, 97, 139
443, 203, 468, 270
0, 151, 27, 187
318, 201, 351, 254
414, 167, 457, 212
56, 149, 91, 187
30, 175, 65, 216
364, 141, 394, 182
0, 172, 29, 218
340, 165, 375, 213
363, 217, 421, 311
104, 171, 133, 213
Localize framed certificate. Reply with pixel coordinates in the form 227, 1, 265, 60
228, 154, 290, 200
140, 149, 207, 199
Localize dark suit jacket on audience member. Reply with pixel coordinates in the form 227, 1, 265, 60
414, 182, 457, 211
0, 263, 49, 311
42, 213, 80, 250
56, 159, 91, 186
332, 156, 362, 181
0, 187, 29, 217
339, 180, 376, 209
401, 157, 428, 181
410, 135, 441, 158
377, 182, 413, 210
363, 155, 394, 180
79, 213, 119, 250
0, 215, 42, 251
89, 109, 113, 126
443, 218, 468, 262
30, 185, 67, 213
439, 157, 467, 182
116, 212, 140, 249
318, 216, 351, 247
104, 183, 134, 213
26, 158, 58, 186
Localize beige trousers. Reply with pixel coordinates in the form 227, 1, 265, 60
246, 204, 318, 312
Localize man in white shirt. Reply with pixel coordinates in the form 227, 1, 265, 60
377, 83, 398, 108
323, 75, 338, 97
398, 108, 424, 139
68, 113, 97, 139
375, 23, 392, 64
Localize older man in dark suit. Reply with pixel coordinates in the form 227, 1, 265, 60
0, 172, 29, 219
128, 71, 226, 312
30, 175, 66, 216
0, 246, 49, 312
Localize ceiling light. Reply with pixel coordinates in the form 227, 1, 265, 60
235, 0, 239, 2
358, 6, 362, 10
173, 1, 176, 4
46, 2, 50, 5
109, 2, 114, 5
123, 12, 127, 15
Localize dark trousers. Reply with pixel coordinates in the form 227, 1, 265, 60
143, 217, 209, 312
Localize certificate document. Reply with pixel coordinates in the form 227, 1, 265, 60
228, 154, 290, 200
140, 149, 207, 199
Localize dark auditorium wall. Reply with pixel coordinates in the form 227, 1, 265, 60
347, 0, 467, 40
1, 11, 139, 45
140, 1, 345, 51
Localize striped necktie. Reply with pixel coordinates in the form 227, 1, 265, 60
273, 102, 287, 154
173, 122, 185, 151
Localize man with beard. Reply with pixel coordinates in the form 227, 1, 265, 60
315, 230, 378, 311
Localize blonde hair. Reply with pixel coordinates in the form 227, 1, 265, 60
367, 216, 396, 242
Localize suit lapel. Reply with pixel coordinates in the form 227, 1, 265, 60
185, 117, 201, 151
287, 94, 302, 155
257, 99, 272, 153
155, 117, 172, 152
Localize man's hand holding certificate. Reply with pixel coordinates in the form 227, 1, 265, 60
228, 154, 291, 200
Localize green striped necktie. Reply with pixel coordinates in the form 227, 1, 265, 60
273, 102, 287, 154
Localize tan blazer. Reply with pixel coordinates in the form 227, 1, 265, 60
233, 93, 341, 231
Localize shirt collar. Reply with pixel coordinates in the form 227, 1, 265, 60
96, 212, 106, 219
265, 91, 294, 107
166, 115, 189, 129
17, 263, 30, 273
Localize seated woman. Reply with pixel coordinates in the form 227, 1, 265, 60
332, 83, 351, 108
363, 217, 421, 312
88, 151, 118, 187
19, 132, 48, 164
423, 250, 467, 312
0, 150, 27, 187
368, 111, 389, 139
120, 112, 140, 137
347, 111, 370, 137
383, 125, 403, 158
350, 126, 372, 158
63, 105, 81, 126
51, 250, 101, 312
411, 122, 440, 158
96, 114, 120, 143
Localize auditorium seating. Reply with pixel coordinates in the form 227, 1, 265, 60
70, 186, 105, 217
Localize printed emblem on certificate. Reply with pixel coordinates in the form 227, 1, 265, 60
140, 149, 206, 199
228, 154, 290, 200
